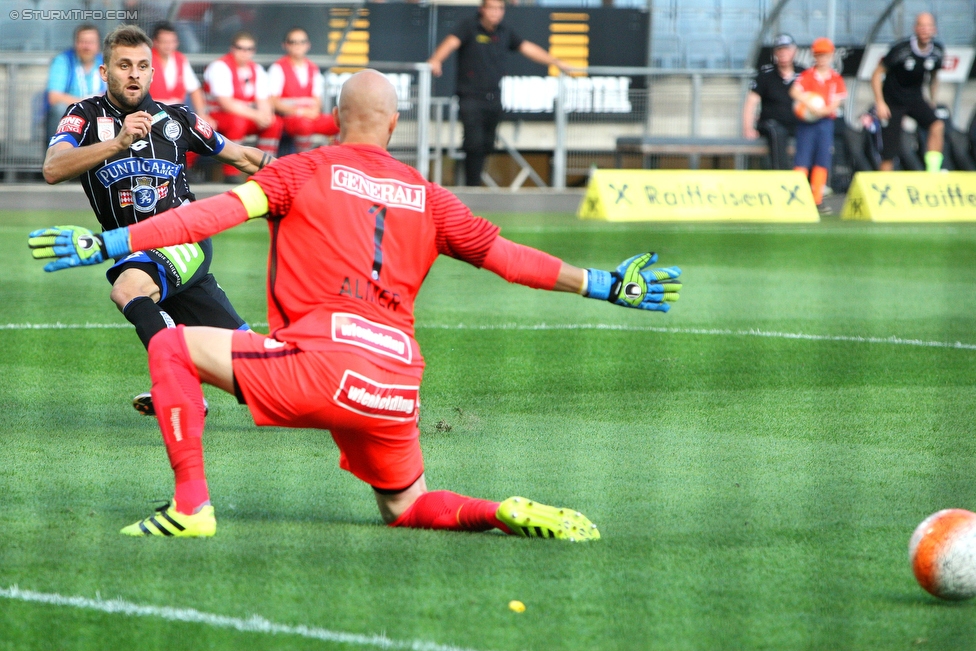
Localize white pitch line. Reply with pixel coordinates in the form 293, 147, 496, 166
2, 321, 975, 351
0, 585, 480, 651
417, 323, 976, 351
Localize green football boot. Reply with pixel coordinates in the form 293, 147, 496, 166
497, 496, 600, 542
120, 501, 216, 537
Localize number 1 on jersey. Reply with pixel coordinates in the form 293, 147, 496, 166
368, 204, 386, 280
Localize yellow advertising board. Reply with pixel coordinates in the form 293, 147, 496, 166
577, 170, 819, 222
841, 172, 976, 221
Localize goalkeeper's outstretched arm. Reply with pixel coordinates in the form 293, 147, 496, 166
480, 236, 681, 312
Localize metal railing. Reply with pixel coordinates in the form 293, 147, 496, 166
5, 54, 974, 188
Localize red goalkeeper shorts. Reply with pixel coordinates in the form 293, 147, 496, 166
231, 330, 424, 491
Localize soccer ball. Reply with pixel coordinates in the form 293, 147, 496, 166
793, 91, 826, 122
909, 509, 976, 600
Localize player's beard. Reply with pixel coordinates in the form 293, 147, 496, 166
108, 76, 148, 112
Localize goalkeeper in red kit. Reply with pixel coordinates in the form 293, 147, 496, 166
29, 70, 681, 540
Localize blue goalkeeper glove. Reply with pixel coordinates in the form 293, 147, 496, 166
584, 252, 681, 312
28, 225, 131, 272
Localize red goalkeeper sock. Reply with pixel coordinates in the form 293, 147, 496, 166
390, 491, 512, 534
148, 326, 210, 515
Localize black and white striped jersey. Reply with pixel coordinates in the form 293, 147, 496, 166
49, 93, 226, 231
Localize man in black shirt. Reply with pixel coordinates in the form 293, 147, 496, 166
43, 25, 269, 414
742, 33, 804, 170
428, 0, 570, 186
871, 12, 945, 172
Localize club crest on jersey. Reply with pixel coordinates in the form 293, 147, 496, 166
97, 116, 115, 142
57, 115, 86, 135
331, 165, 426, 212
119, 178, 169, 212
96, 157, 182, 187
194, 116, 213, 139
164, 119, 183, 141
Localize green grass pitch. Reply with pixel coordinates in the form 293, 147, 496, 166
2, 209, 976, 650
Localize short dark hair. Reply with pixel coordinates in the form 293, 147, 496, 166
283, 27, 307, 42
151, 21, 177, 40
74, 23, 100, 40
103, 25, 153, 64
231, 30, 256, 47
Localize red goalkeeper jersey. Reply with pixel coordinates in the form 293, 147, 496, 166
246, 143, 500, 371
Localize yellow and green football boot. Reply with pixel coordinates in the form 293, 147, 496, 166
120, 501, 216, 537
497, 496, 600, 542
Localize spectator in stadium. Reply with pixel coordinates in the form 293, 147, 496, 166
742, 33, 804, 170
790, 37, 846, 215
31, 69, 681, 540
150, 22, 211, 121
41, 25, 269, 416
204, 31, 283, 182
46, 24, 107, 139
871, 12, 945, 172
269, 27, 339, 153
427, 0, 572, 186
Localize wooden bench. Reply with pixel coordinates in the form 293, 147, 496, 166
615, 136, 770, 170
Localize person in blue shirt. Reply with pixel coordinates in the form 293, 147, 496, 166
46, 23, 107, 138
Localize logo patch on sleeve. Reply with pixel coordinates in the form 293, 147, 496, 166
331, 313, 412, 363
194, 116, 213, 139
57, 115, 86, 135
334, 370, 419, 421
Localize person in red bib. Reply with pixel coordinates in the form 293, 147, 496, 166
151, 21, 213, 170
150, 22, 209, 118
269, 28, 338, 153
204, 31, 282, 182
31, 70, 682, 541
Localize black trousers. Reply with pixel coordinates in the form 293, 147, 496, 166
757, 119, 796, 170
458, 93, 503, 186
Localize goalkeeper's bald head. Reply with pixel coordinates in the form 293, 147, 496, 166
335, 69, 400, 148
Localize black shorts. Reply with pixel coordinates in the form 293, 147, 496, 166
881, 95, 941, 160
106, 237, 248, 330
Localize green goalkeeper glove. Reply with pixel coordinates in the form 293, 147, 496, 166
29, 225, 131, 272
584, 252, 681, 312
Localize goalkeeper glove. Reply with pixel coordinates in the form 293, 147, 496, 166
28, 225, 130, 272
584, 252, 681, 312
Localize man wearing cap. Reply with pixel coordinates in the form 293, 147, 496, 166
871, 12, 945, 172
742, 34, 805, 170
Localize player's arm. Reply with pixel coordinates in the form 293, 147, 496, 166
482, 237, 680, 311
871, 61, 890, 120
928, 70, 940, 107
518, 41, 572, 75
213, 139, 273, 175
742, 90, 761, 139
427, 34, 461, 77
42, 110, 153, 184
429, 184, 680, 311
28, 181, 268, 271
